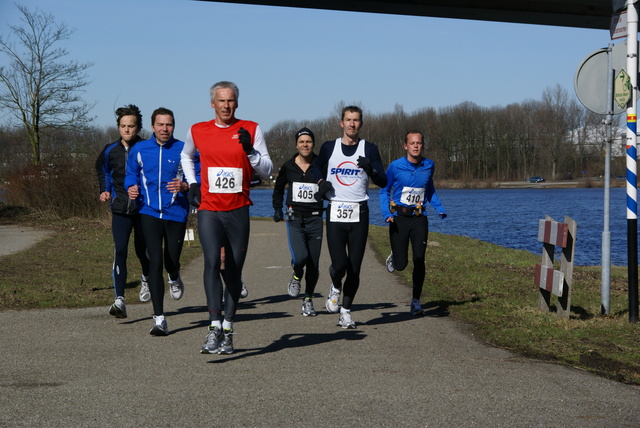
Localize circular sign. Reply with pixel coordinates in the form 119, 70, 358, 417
574, 41, 633, 114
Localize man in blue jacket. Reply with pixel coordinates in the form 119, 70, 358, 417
125, 107, 190, 336
379, 131, 447, 316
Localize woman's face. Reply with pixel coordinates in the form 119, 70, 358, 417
118, 115, 140, 144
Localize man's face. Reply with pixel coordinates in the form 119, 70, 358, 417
340, 111, 363, 139
118, 115, 140, 144
212, 87, 238, 125
152, 114, 174, 144
404, 133, 424, 158
296, 135, 314, 157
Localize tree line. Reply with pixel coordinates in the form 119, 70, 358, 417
265, 87, 627, 183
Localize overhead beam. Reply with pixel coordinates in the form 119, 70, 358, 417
198, 0, 612, 30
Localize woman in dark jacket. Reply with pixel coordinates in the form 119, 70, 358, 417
95, 104, 149, 318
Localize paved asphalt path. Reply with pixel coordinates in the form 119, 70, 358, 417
1, 220, 639, 427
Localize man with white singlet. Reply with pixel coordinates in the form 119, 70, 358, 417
310, 105, 387, 328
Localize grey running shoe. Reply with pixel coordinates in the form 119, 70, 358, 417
109, 296, 127, 318
337, 311, 356, 329
216, 329, 234, 354
325, 284, 341, 313
386, 253, 395, 273
302, 297, 317, 317
288, 273, 301, 297
139, 276, 150, 302
201, 326, 223, 354
169, 275, 184, 300
150, 315, 168, 336
410, 298, 425, 316
240, 280, 248, 299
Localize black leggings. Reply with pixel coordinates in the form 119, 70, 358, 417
111, 212, 149, 298
388, 215, 429, 300
325, 202, 369, 310
198, 207, 250, 323
140, 214, 186, 316
286, 215, 323, 297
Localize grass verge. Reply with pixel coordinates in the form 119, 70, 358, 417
368, 225, 640, 385
0, 216, 202, 310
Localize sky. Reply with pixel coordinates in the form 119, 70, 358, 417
0, 0, 615, 137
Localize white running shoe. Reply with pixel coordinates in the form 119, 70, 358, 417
139, 275, 150, 302
240, 280, 248, 299
325, 284, 341, 313
410, 298, 425, 316
302, 297, 317, 317
386, 253, 395, 273
109, 296, 127, 318
201, 326, 222, 354
150, 315, 168, 336
169, 275, 184, 300
288, 273, 301, 298
337, 309, 356, 329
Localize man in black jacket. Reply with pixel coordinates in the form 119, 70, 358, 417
272, 127, 324, 316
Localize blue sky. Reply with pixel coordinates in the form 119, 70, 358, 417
0, 0, 613, 136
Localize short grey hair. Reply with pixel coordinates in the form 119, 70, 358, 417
210, 81, 239, 102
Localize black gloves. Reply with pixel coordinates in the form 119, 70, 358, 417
357, 156, 373, 177
238, 127, 254, 155
273, 209, 284, 222
314, 180, 334, 202
188, 183, 201, 207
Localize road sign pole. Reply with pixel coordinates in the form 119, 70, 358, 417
602, 44, 613, 315
625, 0, 639, 323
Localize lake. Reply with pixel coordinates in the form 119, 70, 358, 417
249, 187, 632, 267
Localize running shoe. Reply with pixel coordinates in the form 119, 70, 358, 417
337, 310, 356, 329
201, 326, 223, 354
288, 273, 301, 297
240, 280, 248, 299
386, 253, 395, 273
217, 329, 234, 354
109, 296, 127, 318
302, 297, 317, 317
410, 298, 425, 316
169, 275, 184, 300
139, 275, 150, 302
325, 284, 341, 313
150, 315, 168, 336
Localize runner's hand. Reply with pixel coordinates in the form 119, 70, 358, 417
188, 183, 201, 207
314, 180, 334, 202
273, 209, 284, 222
238, 127, 254, 155
357, 156, 373, 176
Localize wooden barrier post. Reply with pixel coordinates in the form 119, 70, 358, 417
533, 216, 577, 319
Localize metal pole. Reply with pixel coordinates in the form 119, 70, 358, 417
602, 44, 613, 315
626, 0, 639, 323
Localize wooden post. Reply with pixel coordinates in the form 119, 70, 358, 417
534, 215, 577, 319
557, 216, 577, 319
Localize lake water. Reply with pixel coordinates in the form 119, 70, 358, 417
249, 187, 632, 267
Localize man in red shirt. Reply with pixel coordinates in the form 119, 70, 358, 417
181, 81, 272, 354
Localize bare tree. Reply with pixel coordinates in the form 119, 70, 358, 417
0, 4, 94, 165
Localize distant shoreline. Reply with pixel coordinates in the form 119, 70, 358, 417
252, 178, 627, 191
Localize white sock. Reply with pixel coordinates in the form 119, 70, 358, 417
222, 320, 233, 331
154, 314, 165, 323
340, 307, 350, 314
211, 321, 222, 329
